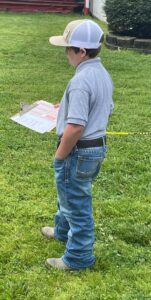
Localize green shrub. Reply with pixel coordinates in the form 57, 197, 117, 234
105, 0, 151, 38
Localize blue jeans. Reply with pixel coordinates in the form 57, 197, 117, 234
53, 145, 106, 269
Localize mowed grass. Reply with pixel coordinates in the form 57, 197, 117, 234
0, 11, 151, 300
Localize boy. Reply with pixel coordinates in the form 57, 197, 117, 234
42, 20, 114, 270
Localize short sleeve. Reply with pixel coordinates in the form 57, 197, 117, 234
67, 89, 90, 126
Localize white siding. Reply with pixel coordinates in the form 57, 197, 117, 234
90, 0, 107, 22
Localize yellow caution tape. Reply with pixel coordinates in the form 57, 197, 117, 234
107, 131, 150, 135
107, 131, 129, 135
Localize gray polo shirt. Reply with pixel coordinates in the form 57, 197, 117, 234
56, 57, 114, 140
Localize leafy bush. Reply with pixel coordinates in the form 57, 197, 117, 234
105, 0, 151, 38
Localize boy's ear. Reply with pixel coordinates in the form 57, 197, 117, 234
80, 48, 87, 57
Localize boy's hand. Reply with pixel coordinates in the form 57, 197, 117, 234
54, 103, 60, 108
55, 124, 84, 160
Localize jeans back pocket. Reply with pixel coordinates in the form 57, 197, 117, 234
76, 155, 104, 181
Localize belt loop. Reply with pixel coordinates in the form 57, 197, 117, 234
103, 136, 106, 147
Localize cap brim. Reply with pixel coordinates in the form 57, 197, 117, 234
49, 36, 70, 47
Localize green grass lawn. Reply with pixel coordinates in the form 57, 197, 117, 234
0, 11, 151, 300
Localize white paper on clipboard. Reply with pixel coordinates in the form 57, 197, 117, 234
11, 100, 59, 134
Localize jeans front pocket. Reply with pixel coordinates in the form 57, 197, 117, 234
54, 158, 65, 182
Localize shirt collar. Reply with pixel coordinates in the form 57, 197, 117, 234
76, 57, 101, 73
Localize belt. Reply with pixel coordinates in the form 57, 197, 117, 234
76, 137, 106, 148
57, 136, 106, 149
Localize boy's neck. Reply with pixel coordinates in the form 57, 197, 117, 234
76, 56, 93, 67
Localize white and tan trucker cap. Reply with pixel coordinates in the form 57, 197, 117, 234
49, 19, 104, 49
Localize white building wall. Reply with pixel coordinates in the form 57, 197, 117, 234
90, 0, 107, 23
